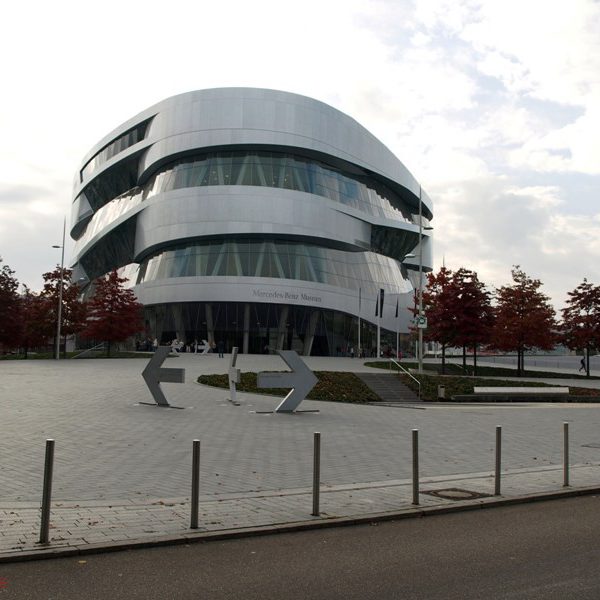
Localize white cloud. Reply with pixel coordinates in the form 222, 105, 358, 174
1, 0, 599, 313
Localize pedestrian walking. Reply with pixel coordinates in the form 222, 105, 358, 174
579, 356, 586, 373
217, 340, 224, 358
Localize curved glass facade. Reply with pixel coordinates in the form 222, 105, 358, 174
72, 88, 433, 356
144, 301, 410, 357
75, 189, 143, 247
142, 151, 414, 222
136, 239, 411, 295
81, 119, 151, 181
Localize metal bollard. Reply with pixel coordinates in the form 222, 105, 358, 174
312, 432, 321, 516
563, 422, 569, 487
495, 426, 502, 495
412, 429, 419, 505
190, 439, 201, 529
39, 439, 55, 544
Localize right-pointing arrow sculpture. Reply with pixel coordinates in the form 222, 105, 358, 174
257, 350, 318, 413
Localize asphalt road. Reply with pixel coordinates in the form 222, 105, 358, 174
2, 496, 600, 599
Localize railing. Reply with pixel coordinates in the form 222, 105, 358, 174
449, 360, 468, 375
71, 343, 106, 359
389, 358, 421, 400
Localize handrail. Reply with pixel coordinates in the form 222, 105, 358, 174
389, 358, 421, 400
448, 360, 473, 376
71, 343, 105, 359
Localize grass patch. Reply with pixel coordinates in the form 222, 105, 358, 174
197, 371, 380, 404
364, 361, 600, 380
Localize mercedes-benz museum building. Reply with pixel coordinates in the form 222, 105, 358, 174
70, 88, 433, 355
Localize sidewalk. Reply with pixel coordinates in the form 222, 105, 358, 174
3, 463, 599, 562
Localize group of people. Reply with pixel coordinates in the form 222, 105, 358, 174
136, 337, 228, 356
135, 338, 156, 352
167, 338, 225, 357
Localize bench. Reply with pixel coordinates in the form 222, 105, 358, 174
473, 386, 570, 395
450, 386, 571, 403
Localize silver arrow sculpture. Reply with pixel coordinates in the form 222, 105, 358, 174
141, 346, 185, 407
257, 350, 318, 413
228, 346, 241, 405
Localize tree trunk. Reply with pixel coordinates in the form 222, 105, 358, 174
473, 344, 477, 377
107, 340, 112, 358
441, 344, 446, 375
517, 348, 522, 377
587, 346, 591, 378
462, 345, 466, 371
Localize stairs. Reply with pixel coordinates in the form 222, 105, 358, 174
357, 373, 421, 403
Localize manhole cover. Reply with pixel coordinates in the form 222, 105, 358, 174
422, 488, 491, 501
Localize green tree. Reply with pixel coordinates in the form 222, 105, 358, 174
82, 270, 144, 356
561, 279, 600, 377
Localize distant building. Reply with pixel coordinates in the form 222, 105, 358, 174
70, 88, 433, 354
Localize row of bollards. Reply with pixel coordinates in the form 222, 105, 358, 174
37, 423, 573, 542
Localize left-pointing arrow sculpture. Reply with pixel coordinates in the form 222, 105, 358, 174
142, 346, 186, 407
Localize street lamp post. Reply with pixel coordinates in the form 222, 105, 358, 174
357, 287, 361, 359
376, 290, 381, 359
416, 189, 433, 374
52, 218, 66, 360
418, 189, 424, 374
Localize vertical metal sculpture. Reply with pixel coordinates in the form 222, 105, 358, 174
228, 347, 241, 405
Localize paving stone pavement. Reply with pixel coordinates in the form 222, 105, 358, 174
3, 354, 600, 556
2, 464, 600, 556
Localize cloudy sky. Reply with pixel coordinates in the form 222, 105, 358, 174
1, 0, 598, 309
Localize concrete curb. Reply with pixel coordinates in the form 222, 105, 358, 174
3, 484, 600, 564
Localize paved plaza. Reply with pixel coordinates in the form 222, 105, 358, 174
2, 354, 600, 557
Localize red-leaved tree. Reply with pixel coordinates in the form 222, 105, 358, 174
491, 266, 556, 376
451, 268, 494, 376
40, 267, 88, 356
0, 257, 22, 352
423, 267, 493, 376
423, 267, 456, 374
18, 286, 53, 357
82, 270, 144, 356
561, 279, 600, 377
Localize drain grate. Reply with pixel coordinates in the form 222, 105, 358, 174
421, 488, 491, 501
